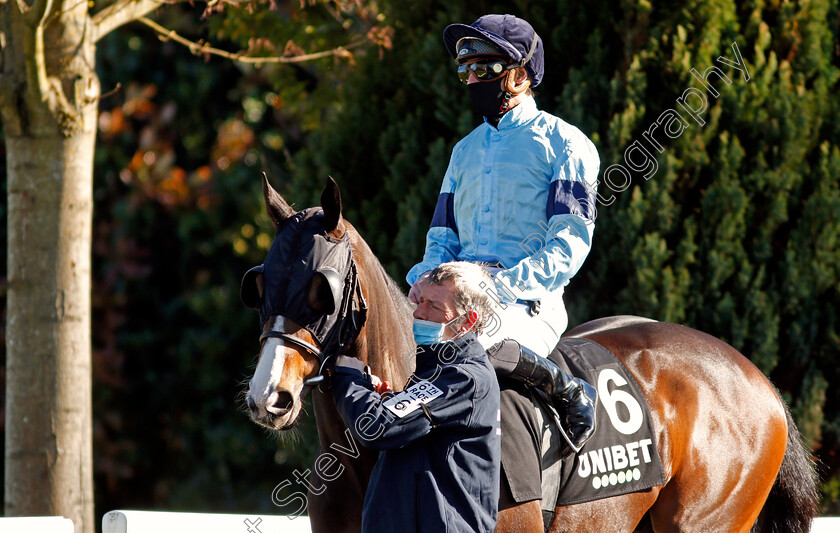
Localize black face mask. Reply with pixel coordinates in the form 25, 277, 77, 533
468, 79, 512, 123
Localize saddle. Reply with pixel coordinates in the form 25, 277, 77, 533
535, 338, 665, 530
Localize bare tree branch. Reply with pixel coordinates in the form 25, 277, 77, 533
92, 0, 168, 43
23, 0, 55, 100
137, 16, 365, 64
24, 0, 57, 27
14, 0, 33, 20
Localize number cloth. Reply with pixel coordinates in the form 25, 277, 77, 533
494, 337, 665, 525
332, 332, 501, 533
549, 338, 665, 507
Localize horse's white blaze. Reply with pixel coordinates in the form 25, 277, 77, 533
250, 316, 288, 410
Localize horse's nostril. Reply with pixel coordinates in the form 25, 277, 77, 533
274, 391, 294, 410
266, 390, 294, 416
247, 395, 258, 416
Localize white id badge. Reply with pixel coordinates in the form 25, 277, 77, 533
383, 380, 443, 418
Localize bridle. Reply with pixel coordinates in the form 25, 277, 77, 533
259, 329, 331, 388
258, 261, 367, 390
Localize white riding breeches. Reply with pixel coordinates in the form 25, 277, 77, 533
476, 289, 567, 358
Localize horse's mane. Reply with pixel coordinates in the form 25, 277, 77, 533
346, 222, 415, 388
383, 272, 415, 324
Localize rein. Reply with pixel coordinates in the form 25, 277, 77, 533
259, 261, 368, 390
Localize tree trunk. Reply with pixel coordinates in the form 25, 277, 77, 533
5, 134, 96, 532
2, 3, 99, 532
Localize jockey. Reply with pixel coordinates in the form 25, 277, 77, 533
406, 13, 600, 515
333, 262, 501, 533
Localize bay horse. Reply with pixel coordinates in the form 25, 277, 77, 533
242, 176, 818, 533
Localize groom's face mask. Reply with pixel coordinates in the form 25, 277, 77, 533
413, 311, 477, 345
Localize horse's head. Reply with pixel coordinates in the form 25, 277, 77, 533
242, 175, 366, 430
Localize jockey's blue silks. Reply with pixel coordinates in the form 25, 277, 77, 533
241, 207, 367, 361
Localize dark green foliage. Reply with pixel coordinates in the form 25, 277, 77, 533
0, 98, 6, 509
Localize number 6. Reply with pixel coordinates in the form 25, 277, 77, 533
597, 369, 644, 435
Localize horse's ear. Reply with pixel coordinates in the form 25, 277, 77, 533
262, 173, 294, 229
321, 176, 344, 235
241, 265, 265, 309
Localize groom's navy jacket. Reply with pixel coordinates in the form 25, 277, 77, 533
332, 332, 500, 533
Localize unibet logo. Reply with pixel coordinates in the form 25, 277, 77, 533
576, 439, 654, 490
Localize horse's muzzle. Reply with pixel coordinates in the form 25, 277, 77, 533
246, 389, 299, 430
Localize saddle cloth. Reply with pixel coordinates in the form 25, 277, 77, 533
537, 337, 666, 523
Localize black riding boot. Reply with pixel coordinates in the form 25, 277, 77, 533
487, 339, 597, 453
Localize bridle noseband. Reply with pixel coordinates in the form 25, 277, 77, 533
259, 329, 332, 387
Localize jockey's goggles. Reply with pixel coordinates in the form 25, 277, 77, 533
457, 60, 518, 84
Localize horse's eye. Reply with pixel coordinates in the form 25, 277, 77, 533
308, 273, 336, 314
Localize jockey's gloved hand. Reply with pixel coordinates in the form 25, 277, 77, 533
492, 270, 519, 304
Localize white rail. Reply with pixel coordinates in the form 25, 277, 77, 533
102, 510, 311, 533
0, 516, 75, 533
812, 516, 840, 533
1, 508, 833, 532
100, 512, 840, 533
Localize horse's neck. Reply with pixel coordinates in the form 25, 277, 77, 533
302, 226, 415, 530
348, 235, 415, 389
309, 389, 377, 527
